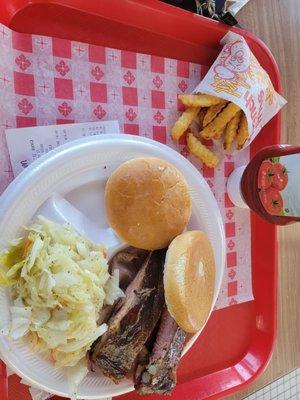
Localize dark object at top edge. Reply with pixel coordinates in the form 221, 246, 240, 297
161, 0, 239, 27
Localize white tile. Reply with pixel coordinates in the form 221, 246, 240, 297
285, 390, 292, 399
290, 377, 297, 386
262, 391, 271, 400
290, 386, 297, 396
271, 388, 277, 398
277, 383, 284, 394
284, 380, 291, 391
243, 368, 300, 400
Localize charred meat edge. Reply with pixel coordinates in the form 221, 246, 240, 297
135, 306, 186, 395
89, 250, 165, 382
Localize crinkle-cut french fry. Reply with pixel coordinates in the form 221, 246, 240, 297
178, 93, 221, 108
190, 108, 207, 136
200, 102, 241, 140
187, 133, 219, 168
203, 100, 227, 127
171, 107, 200, 141
223, 110, 242, 150
236, 113, 249, 150
213, 124, 227, 140
197, 107, 207, 131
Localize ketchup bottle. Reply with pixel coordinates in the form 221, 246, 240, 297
227, 145, 300, 225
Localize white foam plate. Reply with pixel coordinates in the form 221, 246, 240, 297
0, 134, 225, 398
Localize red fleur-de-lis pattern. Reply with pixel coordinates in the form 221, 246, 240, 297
228, 269, 236, 280
125, 108, 137, 122
153, 110, 164, 124
93, 105, 106, 119
226, 209, 234, 220
91, 66, 104, 81
55, 60, 70, 76
178, 79, 188, 92
18, 98, 33, 114
15, 54, 31, 71
153, 75, 163, 89
227, 239, 235, 251
58, 102, 72, 117
123, 70, 135, 85
0, 24, 252, 313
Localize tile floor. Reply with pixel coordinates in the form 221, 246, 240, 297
243, 367, 300, 399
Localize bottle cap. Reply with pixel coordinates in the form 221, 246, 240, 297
227, 166, 249, 209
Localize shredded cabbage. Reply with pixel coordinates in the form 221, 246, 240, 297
0, 216, 124, 369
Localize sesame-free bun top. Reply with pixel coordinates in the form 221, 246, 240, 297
105, 157, 192, 250
164, 231, 215, 333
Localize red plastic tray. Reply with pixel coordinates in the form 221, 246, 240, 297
0, 1, 280, 399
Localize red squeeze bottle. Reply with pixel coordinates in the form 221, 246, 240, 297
227, 145, 300, 225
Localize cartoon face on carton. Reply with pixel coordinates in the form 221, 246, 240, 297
214, 40, 250, 80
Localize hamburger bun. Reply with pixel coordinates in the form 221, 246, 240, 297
164, 231, 215, 333
105, 157, 191, 250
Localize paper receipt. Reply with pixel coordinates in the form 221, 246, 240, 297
5, 120, 120, 177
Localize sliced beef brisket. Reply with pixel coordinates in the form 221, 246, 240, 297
89, 250, 165, 383
135, 306, 186, 395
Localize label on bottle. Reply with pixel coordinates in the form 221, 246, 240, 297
258, 154, 300, 217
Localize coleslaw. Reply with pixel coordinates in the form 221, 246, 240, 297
0, 216, 124, 369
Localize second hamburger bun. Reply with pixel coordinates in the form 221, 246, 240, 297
164, 231, 215, 333
105, 157, 191, 250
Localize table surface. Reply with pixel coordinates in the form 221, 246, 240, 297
226, 0, 300, 398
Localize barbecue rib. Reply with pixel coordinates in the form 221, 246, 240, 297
89, 250, 165, 382
135, 306, 186, 395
